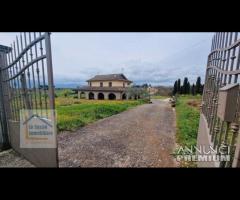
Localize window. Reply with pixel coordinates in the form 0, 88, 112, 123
123, 83, 125, 88
100, 82, 103, 87
109, 82, 112, 87
90, 82, 92, 87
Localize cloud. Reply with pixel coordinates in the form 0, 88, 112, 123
0, 32, 213, 87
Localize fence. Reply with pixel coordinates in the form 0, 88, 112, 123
0, 33, 58, 167
198, 32, 240, 167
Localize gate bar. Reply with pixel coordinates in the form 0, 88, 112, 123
0, 44, 12, 150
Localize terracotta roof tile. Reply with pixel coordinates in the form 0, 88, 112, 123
86, 74, 132, 82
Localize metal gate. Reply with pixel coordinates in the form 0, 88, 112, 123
0, 32, 58, 167
198, 32, 240, 167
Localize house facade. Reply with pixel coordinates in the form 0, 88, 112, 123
76, 74, 132, 100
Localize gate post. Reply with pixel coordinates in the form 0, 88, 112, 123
0, 45, 12, 150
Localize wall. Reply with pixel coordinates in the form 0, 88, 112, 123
197, 114, 220, 167
90, 81, 130, 87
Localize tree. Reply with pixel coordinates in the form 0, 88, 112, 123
62, 89, 72, 97
141, 83, 149, 88
199, 84, 204, 95
126, 87, 148, 100
191, 84, 196, 95
173, 80, 178, 95
183, 77, 189, 94
180, 86, 183, 94
186, 82, 191, 94
177, 79, 181, 94
196, 76, 201, 94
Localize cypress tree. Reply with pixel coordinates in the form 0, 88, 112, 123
189, 82, 191, 94
196, 76, 201, 94
180, 86, 183, 94
200, 84, 204, 95
191, 84, 196, 95
177, 79, 181, 93
183, 77, 189, 94
173, 80, 178, 95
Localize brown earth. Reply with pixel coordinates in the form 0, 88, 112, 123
187, 100, 201, 110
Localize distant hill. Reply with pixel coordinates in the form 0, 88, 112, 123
55, 83, 84, 89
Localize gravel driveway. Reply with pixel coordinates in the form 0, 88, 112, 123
0, 149, 34, 167
58, 99, 178, 167
0, 99, 178, 167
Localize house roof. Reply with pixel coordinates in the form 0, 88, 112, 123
75, 86, 127, 92
87, 74, 132, 83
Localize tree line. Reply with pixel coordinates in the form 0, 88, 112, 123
173, 77, 204, 95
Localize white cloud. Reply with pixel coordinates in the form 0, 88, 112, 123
0, 32, 214, 87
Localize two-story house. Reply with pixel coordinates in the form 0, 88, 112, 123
76, 74, 132, 100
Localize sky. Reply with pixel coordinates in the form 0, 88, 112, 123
0, 32, 214, 87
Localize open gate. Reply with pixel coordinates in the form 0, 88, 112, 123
0, 32, 58, 167
198, 32, 240, 167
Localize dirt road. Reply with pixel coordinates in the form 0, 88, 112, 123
58, 99, 178, 167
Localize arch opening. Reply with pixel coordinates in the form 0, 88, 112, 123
108, 93, 116, 100
89, 92, 94, 100
98, 93, 104, 100
80, 92, 85, 99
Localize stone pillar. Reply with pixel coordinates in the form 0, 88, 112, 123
115, 92, 121, 100
103, 92, 109, 100
93, 92, 98, 100
85, 92, 89, 99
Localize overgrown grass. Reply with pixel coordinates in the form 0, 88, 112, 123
151, 95, 169, 100
55, 89, 76, 98
175, 95, 202, 167
56, 98, 146, 132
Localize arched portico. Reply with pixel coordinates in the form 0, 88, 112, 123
108, 93, 116, 100
98, 93, 104, 100
89, 92, 94, 100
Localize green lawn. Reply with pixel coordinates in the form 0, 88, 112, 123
56, 97, 146, 132
175, 95, 202, 167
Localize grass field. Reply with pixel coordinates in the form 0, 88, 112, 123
55, 95, 146, 132
175, 95, 202, 167
151, 95, 169, 100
